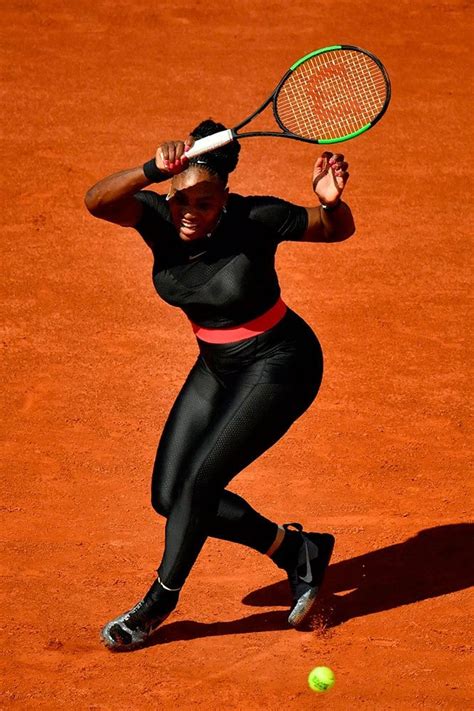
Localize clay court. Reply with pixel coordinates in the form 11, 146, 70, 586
2, 0, 473, 708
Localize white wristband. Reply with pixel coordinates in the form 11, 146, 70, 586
320, 199, 341, 212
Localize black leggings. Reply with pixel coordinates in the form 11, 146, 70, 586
151, 309, 324, 589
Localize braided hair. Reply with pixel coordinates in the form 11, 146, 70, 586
188, 119, 240, 184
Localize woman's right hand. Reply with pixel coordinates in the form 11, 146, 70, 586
155, 136, 195, 174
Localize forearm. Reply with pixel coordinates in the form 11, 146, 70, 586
319, 200, 355, 242
84, 166, 153, 214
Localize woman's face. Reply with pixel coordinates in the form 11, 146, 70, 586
168, 167, 228, 241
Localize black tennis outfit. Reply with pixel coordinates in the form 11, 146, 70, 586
133, 190, 324, 589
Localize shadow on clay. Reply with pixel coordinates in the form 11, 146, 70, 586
242, 523, 474, 629
143, 609, 290, 648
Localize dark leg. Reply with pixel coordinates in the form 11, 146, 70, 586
158, 367, 318, 588
151, 356, 279, 555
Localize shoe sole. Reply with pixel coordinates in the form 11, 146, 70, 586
100, 612, 171, 652
288, 533, 335, 627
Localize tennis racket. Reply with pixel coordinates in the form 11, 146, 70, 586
185, 44, 391, 158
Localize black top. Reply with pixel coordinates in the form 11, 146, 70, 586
133, 190, 308, 328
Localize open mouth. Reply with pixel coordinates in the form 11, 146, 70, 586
180, 221, 201, 239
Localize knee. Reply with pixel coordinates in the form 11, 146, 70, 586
184, 469, 221, 512
151, 485, 172, 518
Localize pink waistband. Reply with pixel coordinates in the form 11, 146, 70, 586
190, 298, 288, 344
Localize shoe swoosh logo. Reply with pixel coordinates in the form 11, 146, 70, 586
299, 539, 314, 584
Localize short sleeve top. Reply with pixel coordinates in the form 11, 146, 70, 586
133, 190, 308, 328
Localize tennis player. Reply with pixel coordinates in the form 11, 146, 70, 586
85, 119, 355, 650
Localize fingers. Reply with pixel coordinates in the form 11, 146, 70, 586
313, 151, 349, 188
324, 152, 347, 169
314, 152, 347, 172
323, 152, 349, 182
156, 140, 191, 173
314, 154, 327, 170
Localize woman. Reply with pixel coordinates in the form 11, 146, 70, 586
85, 120, 355, 651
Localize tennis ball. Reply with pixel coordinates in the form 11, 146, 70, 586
308, 666, 335, 693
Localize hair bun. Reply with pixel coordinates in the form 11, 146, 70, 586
189, 119, 240, 182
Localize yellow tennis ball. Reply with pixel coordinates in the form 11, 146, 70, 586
308, 666, 335, 693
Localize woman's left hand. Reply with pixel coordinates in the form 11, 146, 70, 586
312, 152, 349, 207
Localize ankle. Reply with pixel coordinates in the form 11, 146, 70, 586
265, 525, 285, 557
270, 528, 303, 570
157, 575, 181, 593
145, 576, 180, 610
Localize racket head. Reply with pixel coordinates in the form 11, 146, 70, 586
273, 45, 391, 144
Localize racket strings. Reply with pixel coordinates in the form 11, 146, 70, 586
289, 52, 384, 137
276, 50, 388, 140
290, 53, 383, 137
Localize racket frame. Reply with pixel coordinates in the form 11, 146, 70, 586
233, 44, 391, 145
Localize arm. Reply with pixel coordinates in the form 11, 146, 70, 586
84, 139, 192, 226
84, 166, 152, 226
301, 152, 356, 243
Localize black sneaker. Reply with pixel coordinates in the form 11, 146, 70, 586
283, 523, 335, 627
101, 578, 178, 651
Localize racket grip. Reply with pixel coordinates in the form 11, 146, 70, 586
185, 129, 234, 158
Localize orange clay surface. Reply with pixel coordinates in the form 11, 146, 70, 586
1, 1, 473, 709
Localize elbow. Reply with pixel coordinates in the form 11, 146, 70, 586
343, 223, 356, 240
84, 187, 102, 216
336, 217, 356, 242
325, 223, 356, 243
